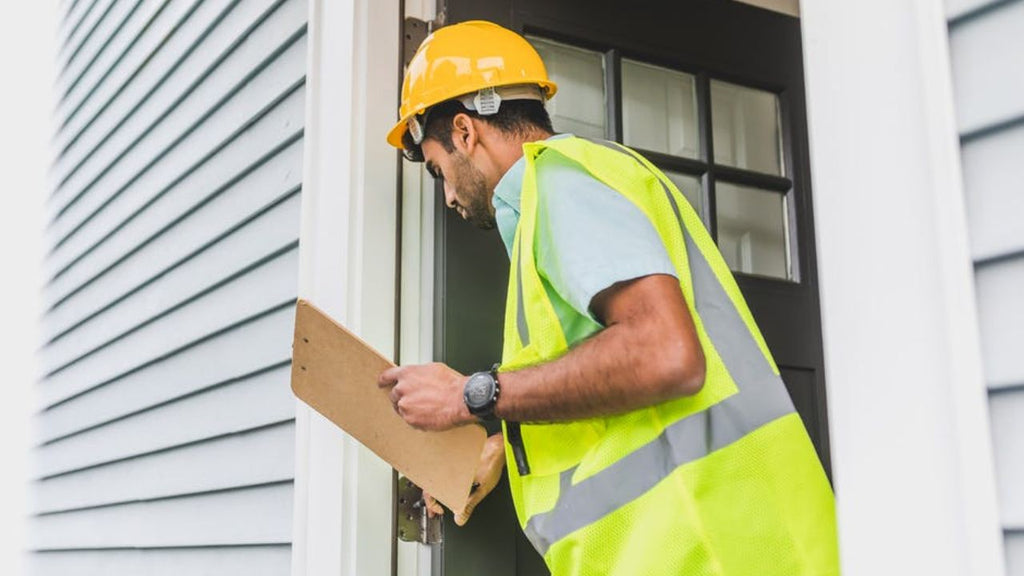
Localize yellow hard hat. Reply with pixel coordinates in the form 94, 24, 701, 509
386, 20, 558, 151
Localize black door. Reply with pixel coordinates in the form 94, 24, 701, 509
432, 2, 828, 574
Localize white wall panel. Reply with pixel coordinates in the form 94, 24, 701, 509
30, 483, 292, 550
36, 365, 294, 479
37, 307, 293, 444
990, 390, 1024, 527
975, 259, 1024, 388
291, 1, 400, 574
948, 1, 1024, 133
34, 421, 294, 513
960, 124, 1024, 261
31, 546, 291, 576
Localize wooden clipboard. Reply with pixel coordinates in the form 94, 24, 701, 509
290, 299, 486, 512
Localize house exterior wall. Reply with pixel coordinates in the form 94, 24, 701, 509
31, 0, 308, 573
946, 0, 1024, 573
801, 1, 1004, 574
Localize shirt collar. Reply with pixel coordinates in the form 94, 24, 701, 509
492, 133, 574, 215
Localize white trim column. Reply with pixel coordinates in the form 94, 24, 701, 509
800, 1, 1004, 574
292, 0, 401, 574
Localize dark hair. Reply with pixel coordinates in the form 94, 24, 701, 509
401, 98, 554, 161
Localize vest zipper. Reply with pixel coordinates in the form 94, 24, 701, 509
506, 422, 531, 476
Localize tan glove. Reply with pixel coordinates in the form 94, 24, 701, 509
423, 432, 506, 526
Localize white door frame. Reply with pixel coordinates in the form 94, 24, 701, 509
800, 1, 1004, 574
291, 0, 401, 574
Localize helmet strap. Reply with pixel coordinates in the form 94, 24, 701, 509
459, 84, 545, 116
473, 87, 502, 115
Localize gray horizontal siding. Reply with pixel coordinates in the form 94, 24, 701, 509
34, 422, 294, 514
46, 1, 307, 289
1009, 532, 1024, 576
30, 483, 293, 549
948, 0, 1024, 135
41, 136, 303, 349
34, 0, 306, 571
57, 0, 118, 85
989, 389, 1024, 528
35, 364, 294, 479
947, 0, 998, 19
55, 0, 212, 164
974, 260, 1024, 388
37, 309, 293, 444
31, 545, 291, 576
948, 0, 1024, 572
960, 124, 1024, 263
40, 141, 303, 368
55, 0, 146, 113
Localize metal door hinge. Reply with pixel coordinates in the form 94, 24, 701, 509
396, 476, 443, 544
402, 12, 446, 69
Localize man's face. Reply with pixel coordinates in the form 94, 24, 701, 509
422, 138, 496, 230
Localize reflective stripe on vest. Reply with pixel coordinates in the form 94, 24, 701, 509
516, 139, 796, 555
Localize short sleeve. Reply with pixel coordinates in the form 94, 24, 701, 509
534, 152, 677, 322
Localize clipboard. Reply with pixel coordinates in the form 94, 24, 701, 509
290, 299, 487, 512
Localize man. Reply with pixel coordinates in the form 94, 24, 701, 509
379, 20, 838, 576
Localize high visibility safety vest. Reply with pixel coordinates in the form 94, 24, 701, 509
500, 136, 839, 576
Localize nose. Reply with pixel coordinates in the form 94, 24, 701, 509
443, 183, 457, 209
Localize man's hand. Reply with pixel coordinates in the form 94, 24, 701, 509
378, 362, 474, 431
423, 432, 506, 526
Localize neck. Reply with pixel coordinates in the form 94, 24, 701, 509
494, 127, 554, 176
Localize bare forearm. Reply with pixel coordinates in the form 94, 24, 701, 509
494, 309, 704, 423
382, 276, 704, 431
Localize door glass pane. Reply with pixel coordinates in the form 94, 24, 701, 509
529, 37, 606, 139
622, 60, 699, 158
711, 80, 784, 176
663, 170, 703, 217
715, 182, 792, 280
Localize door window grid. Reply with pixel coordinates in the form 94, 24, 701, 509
528, 36, 799, 282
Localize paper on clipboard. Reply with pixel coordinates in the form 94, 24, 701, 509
290, 299, 487, 512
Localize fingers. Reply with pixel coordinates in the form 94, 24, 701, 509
381, 366, 403, 415
454, 494, 481, 526
422, 492, 444, 518
453, 435, 506, 526
378, 365, 403, 387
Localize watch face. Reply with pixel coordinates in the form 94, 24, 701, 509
466, 373, 495, 408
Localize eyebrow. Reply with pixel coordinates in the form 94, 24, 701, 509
425, 161, 439, 179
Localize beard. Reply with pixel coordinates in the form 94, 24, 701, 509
449, 151, 496, 230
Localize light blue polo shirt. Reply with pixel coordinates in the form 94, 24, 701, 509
493, 135, 677, 345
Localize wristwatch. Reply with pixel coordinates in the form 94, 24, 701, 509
463, 364, 501, 421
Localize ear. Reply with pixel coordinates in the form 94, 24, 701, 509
451, 112, 479, 154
